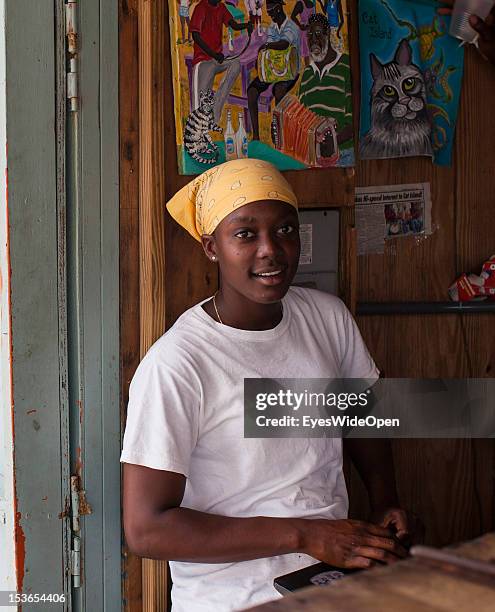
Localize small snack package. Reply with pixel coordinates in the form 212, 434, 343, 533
449, 255, 495, 301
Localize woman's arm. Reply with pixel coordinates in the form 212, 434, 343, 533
343, 439, 399, 511
343, 439, 422, 542
123, 463, 407, 566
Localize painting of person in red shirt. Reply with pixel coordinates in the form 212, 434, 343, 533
190, 0, 253, 122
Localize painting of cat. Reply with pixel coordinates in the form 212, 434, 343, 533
184, 89, 223, 165
360, 38, 433, 159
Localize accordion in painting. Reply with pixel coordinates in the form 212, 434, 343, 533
272, 95, 339, 168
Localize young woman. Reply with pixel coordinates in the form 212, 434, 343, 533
121, 159, 414, 611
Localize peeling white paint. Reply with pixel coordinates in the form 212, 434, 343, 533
0, 0, 16, 592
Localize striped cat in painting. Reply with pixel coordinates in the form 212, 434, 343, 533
184, 89, 223, 165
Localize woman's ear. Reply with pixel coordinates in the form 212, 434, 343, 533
201, 234, 218, 262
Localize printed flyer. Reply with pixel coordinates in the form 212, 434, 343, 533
355, 183, 432, 255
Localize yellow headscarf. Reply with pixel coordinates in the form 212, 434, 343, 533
166, 159, 298, 242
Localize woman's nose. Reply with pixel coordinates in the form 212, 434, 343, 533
257, 233, 280, 258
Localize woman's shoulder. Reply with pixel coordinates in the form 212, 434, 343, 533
286, 285, 348, 316
141, 300, 213, 368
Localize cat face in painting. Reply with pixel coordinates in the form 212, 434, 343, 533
199, 89, 215, 113
370, 39, 427, 122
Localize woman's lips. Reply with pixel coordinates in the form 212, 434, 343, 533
251, 268, 286, 285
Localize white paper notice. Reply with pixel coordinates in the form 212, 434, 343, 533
299, 223, 313, 265
355, 183, 432, 256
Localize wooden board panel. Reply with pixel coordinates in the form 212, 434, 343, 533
357, 314, 494, 380
120, 1, 143, 610
286, 167, 355, 207
248, 534, 495, 611
139, 0, 167, 355
391, 439, 491, 547
357, 315, 470, 378
251, 563, 495, 611
459, 315, 495, 378
354, 314, 495, 546
339, 207, 357, 313
346, 437, 495, 548
120, 207, 142, 611
346, 0, 495, 550
455, 44, 495, 273
138, 2, 169, 610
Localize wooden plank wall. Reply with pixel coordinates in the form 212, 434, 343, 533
345, 0, 495, 547
120, 0, 495, 609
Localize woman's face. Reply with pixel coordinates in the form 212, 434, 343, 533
203, 200, 301, 304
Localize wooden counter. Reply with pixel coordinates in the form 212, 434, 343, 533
247, 533, 495, 612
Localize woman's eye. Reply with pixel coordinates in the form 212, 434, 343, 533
235, 230, 254, 239
278, 225, 295, 235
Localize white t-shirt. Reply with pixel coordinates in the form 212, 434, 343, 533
120, 287, 379, 612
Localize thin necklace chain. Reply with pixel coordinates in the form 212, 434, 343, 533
213, 291, 223, 325
212, 292, 284, 327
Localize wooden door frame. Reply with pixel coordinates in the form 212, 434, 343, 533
120, 0, 171, 609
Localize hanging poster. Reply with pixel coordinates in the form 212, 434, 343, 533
168, 0, 355, 174
358, 0, 464, 165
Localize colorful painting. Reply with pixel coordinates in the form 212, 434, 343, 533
358, 0, 464, 166
168, 0, 355, 174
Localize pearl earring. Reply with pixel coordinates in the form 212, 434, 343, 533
212, 256, 216, 261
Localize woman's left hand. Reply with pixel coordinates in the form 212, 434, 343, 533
369, 507, 424, 548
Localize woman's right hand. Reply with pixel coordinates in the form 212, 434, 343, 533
438, 1, 495, 66
301, 518, 409, 569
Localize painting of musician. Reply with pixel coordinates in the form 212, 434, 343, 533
167, 0, 354, 173
190, 0, 253, 122
247, 0, 301, 140
298, 13, 354, 164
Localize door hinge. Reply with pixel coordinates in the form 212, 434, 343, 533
71, 536, 81, 588
70, 475, 92, 588
66, 0, 78, 111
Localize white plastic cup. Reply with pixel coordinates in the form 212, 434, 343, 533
449, 0, 495, 44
